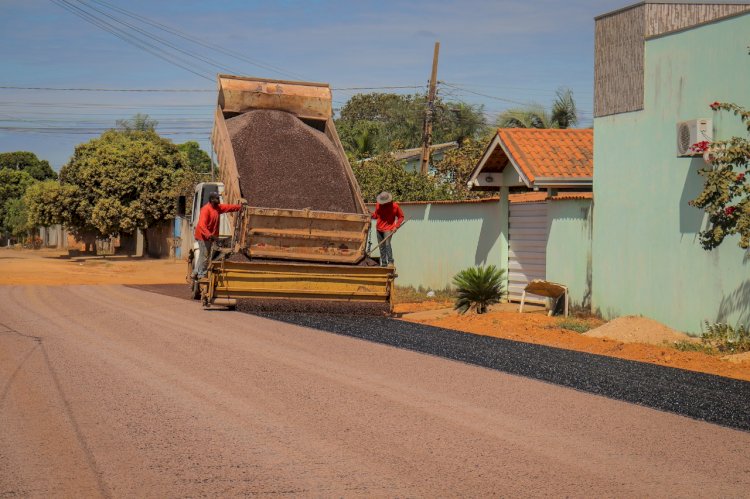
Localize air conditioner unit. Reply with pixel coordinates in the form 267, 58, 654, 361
676, 119, 712, 156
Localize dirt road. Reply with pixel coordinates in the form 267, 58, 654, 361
1, 285, 749, 497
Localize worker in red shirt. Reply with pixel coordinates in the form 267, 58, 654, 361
193, 192, 244, 278
371, 191, 404, 267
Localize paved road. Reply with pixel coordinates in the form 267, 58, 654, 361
1, 285, 749, 497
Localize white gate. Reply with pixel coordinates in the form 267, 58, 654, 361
508, 201, 548, 303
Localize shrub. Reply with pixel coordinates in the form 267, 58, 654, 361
452, 265, 506, 314
702, 321, 750, 353
555, 319, 592, 334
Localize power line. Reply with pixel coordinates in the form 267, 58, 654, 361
72, 0, 244, 75
0, 85, 212, 92
50, 0, 215, 81
332, 85, 424, 91
0, 101, 213, 108
443, 81, 593, 96
86, 0, 305, 80
439, 82, 536, 106
0, 84, 424, 92
441, 82, 593, 116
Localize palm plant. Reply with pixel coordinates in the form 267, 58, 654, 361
550, 88, 578, 129
452, 265, 506, 314
496, 104, 551, 129
496, 87, 578, 129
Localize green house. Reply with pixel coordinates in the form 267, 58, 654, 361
592, 2, 750, 333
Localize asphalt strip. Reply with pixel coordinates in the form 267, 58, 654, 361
246, 310, 750, 432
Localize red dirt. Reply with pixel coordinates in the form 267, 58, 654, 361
404, 309, 750, 382
393, 300, 453, 314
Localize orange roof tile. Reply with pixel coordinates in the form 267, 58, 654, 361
365, 197, 499, 207
549, 192, 593, 201
497, 128, 593, 183
508, 192, 547, 203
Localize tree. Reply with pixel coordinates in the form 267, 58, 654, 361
352, 154, 452, 203
45, 129, 192, 237
3, 197, 31, 238
496, 87, 578, 129
336, 92, 487, 156
0, 169, 35, 234
496, 104, 552, 129
689, 102, 750, 249
178, 141, 212, 174
116, 113, 158, 132
24, 180, 80, 230
550, 88, 578, 129
431, 138, 489, 200
0, 151, 57, 180
339, 93, 406, 122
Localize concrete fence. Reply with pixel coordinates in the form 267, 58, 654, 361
367, 199, 503, 290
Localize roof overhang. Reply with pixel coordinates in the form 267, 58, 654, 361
533, 177, 593, 188
468, 133, 532, 191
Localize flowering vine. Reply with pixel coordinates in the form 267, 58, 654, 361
689, 102, 750, 249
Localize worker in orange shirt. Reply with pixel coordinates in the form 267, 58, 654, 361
193, 192, 244, 278
371, 191, 404, 268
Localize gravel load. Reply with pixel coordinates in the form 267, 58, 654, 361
249, 312, 750, 432
226, 109, 360, 213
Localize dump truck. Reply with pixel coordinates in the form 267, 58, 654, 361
185, 75, 395, 310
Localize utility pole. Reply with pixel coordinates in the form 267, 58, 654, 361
419, 41, 440, 175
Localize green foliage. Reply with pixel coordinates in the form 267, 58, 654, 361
336, 92, 487, 157
177, 141, 212, 174
24, 180, 78, 229
702, 320, 750, 354
431, 137, 489, 199
672, 321, 750, 354
689, 102, 750, 249
352, 153, 453, 202
393, 285, 456, 304
116, 113, 158, 132
497, 104, 552, 129
496, 87, 579, 129
555, 318, 592, 333
2, 197, 31, 237
452, 265, 506, 314
0, 169, 36, 234
550, 88, 579, 129
338, 120, 384, 160
352, 137, 492, 203
0, 151, 57, 180
672, 340, 708, 353
37, 129, 194, 237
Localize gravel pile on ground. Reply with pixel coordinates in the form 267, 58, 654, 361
247, 312, 750, 431
226, 110, 360, 213
584, 316, 696, 345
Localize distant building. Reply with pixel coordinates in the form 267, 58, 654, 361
359, 141, 459, 172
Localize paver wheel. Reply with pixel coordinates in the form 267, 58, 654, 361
190, 279, 201, 300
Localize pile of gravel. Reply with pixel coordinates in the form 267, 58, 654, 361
226, 109, 360, 213
237, 299, 390, 316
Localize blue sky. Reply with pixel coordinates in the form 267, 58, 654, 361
0, 0, 626, 169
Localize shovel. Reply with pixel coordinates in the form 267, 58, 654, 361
366, 219, 408, 258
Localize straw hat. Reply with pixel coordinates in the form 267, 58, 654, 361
376, 191, 393, 204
